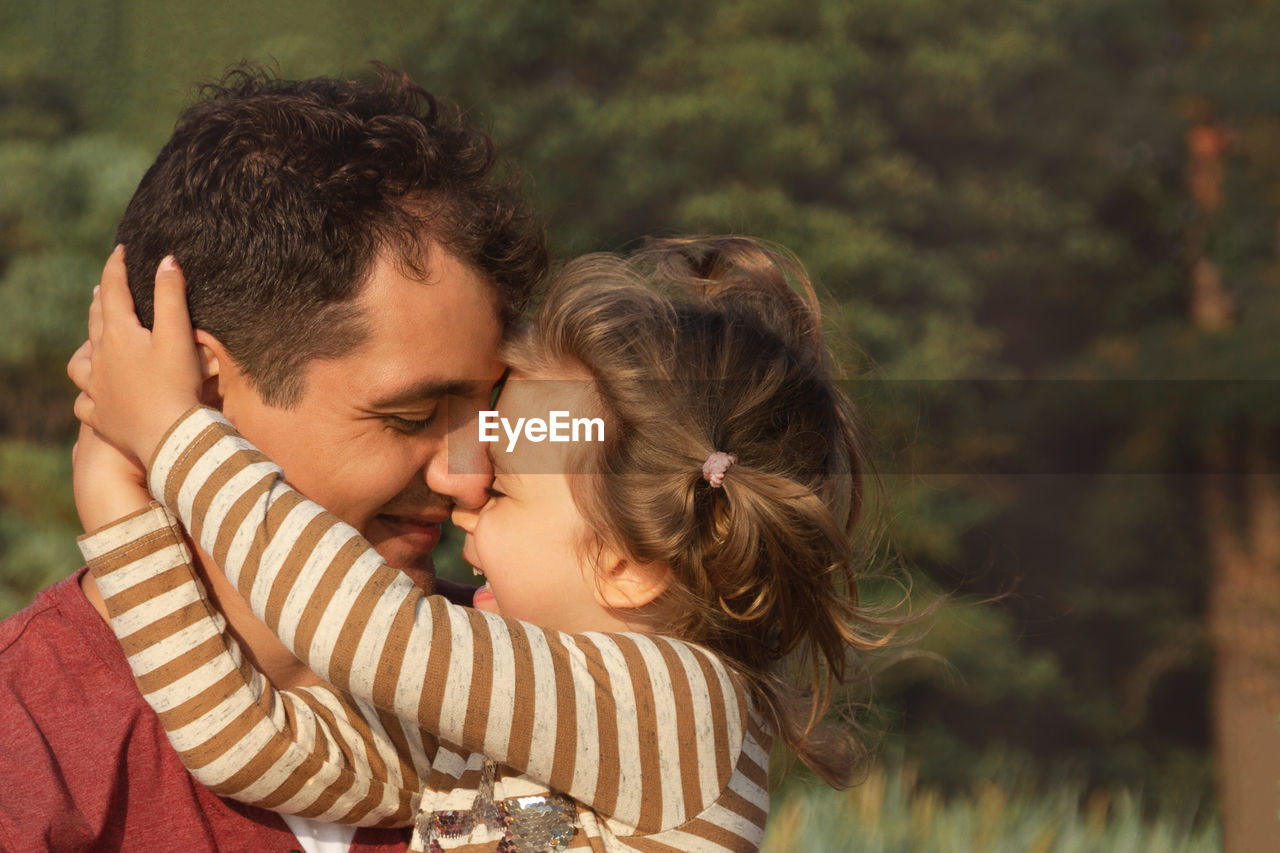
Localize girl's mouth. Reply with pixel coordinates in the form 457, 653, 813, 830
472, 583, 498, 613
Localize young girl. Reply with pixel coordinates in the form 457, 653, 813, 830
73, 237, 885, 852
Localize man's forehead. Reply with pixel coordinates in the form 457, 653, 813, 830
318, 242, 504, 405
368, 376, 497, 409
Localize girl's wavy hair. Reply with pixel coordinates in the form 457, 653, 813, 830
504, 235, 897, 786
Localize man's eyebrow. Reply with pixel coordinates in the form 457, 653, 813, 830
368, 378, 491, 410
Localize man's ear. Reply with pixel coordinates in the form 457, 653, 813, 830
595, 547, 672, 612
192, 330, 231, 408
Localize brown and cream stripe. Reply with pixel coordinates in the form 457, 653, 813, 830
82, 406, 772, 850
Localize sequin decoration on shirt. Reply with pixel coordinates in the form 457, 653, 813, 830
417, 759, 577, 852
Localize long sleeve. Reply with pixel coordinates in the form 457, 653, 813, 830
145, 406, 754, 835
79, 503, 434, 827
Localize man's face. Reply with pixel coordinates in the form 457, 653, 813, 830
216, 243, 504, 589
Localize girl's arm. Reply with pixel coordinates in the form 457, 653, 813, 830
70, 251, 756, 833
79, 501, 435, 827
147, 406, 752, 834
70, 347, 433, 828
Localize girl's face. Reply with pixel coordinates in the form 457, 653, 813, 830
450, 369, 630, 634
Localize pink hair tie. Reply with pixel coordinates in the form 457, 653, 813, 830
702, 451, 738, 488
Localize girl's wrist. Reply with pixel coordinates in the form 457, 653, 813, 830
79, 481, 152, 534
140, 396, 203, 468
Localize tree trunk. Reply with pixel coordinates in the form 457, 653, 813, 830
1203, 442, 1280, 852
1190, 112, 1280, 850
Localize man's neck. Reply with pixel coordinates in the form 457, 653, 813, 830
81, 542, 321, 690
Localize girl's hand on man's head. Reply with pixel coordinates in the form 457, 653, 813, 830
66, 246, 204, 468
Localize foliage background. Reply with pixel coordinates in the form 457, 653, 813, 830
5, 0, 1278, 843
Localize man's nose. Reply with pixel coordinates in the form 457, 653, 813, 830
426, 402, 492, 510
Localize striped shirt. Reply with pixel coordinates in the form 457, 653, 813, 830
81, 407, 772, 852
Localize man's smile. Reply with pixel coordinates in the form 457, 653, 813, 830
374, 513, 444, 549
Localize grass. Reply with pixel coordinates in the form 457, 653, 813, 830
761, 760, 1221, 853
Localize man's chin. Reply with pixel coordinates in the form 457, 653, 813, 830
368, 538, 436, 591
367, 516, 442, 590
392, 560, 435, 592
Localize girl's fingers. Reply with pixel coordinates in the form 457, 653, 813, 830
152, 256, 194, 344
98, 245, 139, 329
67, 340, 92, 392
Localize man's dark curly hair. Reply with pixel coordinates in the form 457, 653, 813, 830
116, 63, 547, 406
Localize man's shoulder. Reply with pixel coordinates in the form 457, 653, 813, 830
0, 571, 411, 852
0, 570, 137, 849
0, 567, 143, 743
0, 570, 92, 661
0, 569, 114, 679
0, 570, 315, 850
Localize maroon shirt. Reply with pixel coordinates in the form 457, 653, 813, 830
0, 569, 409, 852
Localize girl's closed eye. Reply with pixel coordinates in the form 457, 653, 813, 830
485, 485, 507, 500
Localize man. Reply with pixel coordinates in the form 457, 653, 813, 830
0, 65, 546, 851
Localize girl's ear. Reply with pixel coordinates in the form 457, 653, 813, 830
595, 547, 672, 611
192, 329, 231, 408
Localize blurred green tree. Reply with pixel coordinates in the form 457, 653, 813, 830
0, 41, 155, 609
2, 1, 1276, 829
383, 0, 1221, 803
